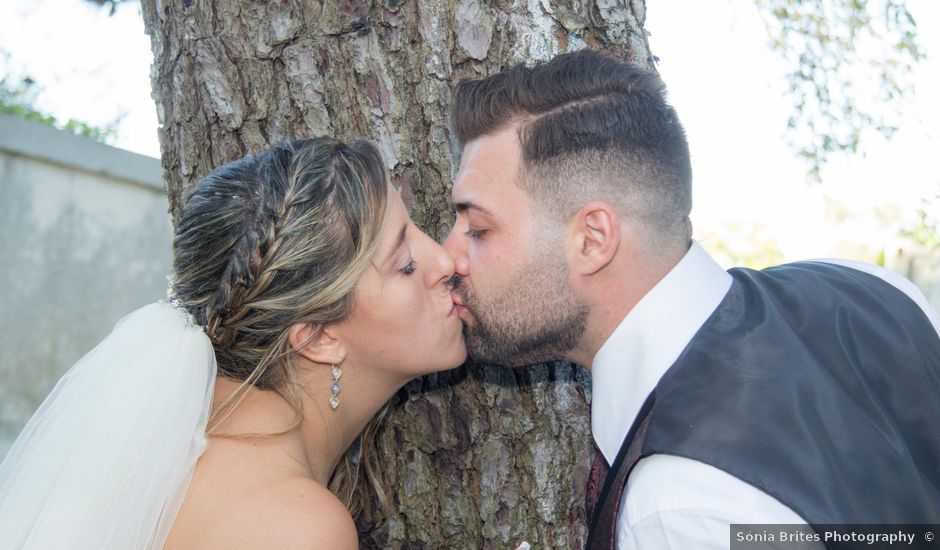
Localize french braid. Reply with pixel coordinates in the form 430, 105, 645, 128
170, 137, 389, 515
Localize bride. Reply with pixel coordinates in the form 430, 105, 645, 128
0, 137, 466, 548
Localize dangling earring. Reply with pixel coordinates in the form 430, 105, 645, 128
329, 364, 342, 410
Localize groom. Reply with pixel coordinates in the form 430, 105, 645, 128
443, 49, 940, 549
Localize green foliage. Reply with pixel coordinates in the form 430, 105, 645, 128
899, 192, 940, 249
755, 0, 923, 181
0, 69, 118, 144
702, 221, 787, 269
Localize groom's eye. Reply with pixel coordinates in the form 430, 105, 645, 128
465, 229, 487, 240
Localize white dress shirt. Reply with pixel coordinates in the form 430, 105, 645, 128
590, 241, 940, 550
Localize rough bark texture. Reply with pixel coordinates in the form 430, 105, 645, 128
142, 1, 652, 547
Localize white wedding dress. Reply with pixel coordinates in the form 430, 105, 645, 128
0, 302, 216, 549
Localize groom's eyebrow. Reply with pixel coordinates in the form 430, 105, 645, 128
453, 201, 492, 216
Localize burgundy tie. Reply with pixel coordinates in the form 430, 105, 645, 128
585, 449, 610, 522
585, 394, 656, 550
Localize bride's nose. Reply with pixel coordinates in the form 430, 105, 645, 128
423, 236, 457, 289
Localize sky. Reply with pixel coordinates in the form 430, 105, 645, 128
0, 0, 937, 269
645, 0, 939, 264
0, 1, 158, 156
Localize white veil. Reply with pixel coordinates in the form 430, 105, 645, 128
0, 301, 216, 549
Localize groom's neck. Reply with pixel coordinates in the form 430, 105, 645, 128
570, 253, 681, 370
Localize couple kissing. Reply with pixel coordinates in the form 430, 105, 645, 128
2, 49, 938, 550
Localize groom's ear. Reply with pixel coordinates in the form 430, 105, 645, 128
288, 322, 345, 366
568, 201, 620, 276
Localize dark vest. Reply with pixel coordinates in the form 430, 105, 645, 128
587, 262, 940, 549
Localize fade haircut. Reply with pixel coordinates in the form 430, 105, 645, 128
451, 49, 692, 250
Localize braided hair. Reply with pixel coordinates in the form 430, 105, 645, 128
171, 137, 389, 514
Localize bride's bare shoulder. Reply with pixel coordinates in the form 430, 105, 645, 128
243, 476, 359, 549
167, 472, 357, 549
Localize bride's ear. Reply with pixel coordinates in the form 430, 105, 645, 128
288, 322, 345, 366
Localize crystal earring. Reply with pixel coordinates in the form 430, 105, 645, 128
329, 364, 342, 410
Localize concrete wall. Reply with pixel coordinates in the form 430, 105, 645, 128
0, 113, 172, 458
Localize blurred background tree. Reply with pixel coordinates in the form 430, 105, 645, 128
0, 51, 118, 143
756, 0, 923, 180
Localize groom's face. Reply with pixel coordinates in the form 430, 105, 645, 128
444, 126, 588, 367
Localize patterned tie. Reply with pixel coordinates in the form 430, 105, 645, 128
585, 448, 610, 522
585, 392, 657, 550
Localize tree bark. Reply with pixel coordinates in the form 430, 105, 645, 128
142, 1, 652, 547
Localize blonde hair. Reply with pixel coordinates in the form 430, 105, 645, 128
171, 137, 390, 515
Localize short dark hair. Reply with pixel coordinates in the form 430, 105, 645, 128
450, 49, 692, 248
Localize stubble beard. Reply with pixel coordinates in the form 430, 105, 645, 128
454, 246, 589, 367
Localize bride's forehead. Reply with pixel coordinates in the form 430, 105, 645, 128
382, 190, 408, 225
374, 197, 409, 254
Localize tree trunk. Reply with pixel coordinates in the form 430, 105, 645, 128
142, 1, 652, 547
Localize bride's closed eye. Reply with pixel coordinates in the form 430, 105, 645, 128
400, 258, 417, 275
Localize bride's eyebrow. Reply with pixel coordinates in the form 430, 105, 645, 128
382, 224, 408, 264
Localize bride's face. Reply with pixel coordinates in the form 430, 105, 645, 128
335, 188, 466, 378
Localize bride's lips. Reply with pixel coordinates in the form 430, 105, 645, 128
450, 293, 468, 317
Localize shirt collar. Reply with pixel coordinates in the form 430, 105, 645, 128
590, 241, 733, 463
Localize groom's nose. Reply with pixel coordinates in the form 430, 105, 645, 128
442, 227, 470, 277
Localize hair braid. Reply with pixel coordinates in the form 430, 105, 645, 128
206, 146, 310, 353
173, 137, 387, 387
171, 137, 390, 516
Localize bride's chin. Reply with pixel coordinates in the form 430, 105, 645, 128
452, 347, 468, 369
427, 345, 469, 375
449, 333, 469, 368
438, 324, 468, 371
